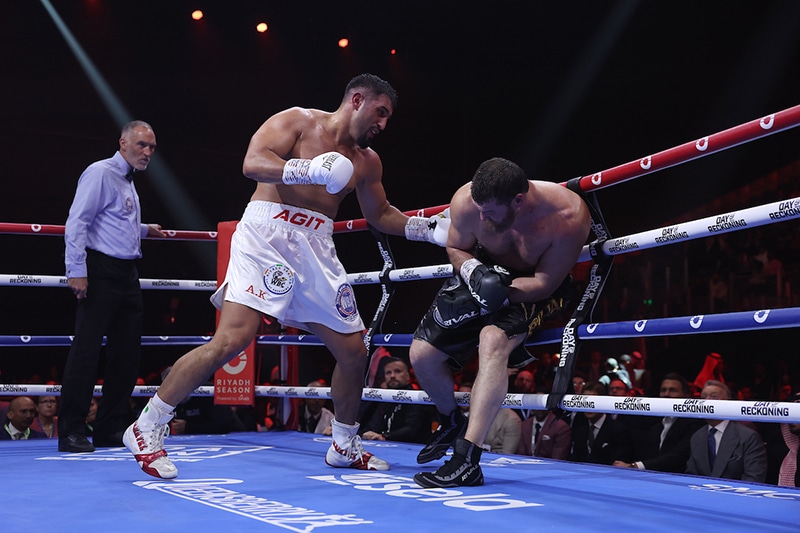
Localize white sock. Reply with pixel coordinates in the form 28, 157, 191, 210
331, 418, 359, 447
138, 394, 175, 430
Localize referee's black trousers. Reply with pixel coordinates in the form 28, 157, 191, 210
58, 249, 143, 440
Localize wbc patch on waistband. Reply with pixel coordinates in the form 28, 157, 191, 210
263, 264, 294, 295
335, 283, 358, 321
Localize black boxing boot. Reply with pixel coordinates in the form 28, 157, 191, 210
416, 408, 467, 464
414, 438, 484, 488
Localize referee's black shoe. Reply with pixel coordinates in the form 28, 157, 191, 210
58, 433, 95, 453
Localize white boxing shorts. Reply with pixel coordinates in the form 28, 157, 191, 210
210, 201, 364, 334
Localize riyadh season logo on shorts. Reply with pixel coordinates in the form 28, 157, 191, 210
336, 283, 358, 321
263, 264, 294, 295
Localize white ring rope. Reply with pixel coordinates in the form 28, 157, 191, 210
0, 274, 218, 290
2, 385, 797, 424
3, 196, 797, 288
576, 196, 800, 263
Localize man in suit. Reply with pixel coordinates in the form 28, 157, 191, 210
685, 379, 767, 482
569, 381, 634, 465
298, 380, 334, 435
613, 373, 704, 472
359, 358, 433, 444
510, 370, 535, 420
1, 397, 47, 440
560, 372, 589, 429
518, 393, 571, 459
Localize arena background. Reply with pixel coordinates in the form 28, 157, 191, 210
2, 1, 800, 390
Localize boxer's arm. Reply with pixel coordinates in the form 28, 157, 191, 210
355, 154, 409, 236
445, 187, 510, 310
508, 222, 588, 303
65, 170, 104, 280
445, 184, 480, 270
242, 107, 310, 183
67, 277, 89, 300
243, 109, 353, 193
145, 224, 165, 238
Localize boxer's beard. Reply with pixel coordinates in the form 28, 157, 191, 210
486, 209, 515, 232
357, 134, 371, 149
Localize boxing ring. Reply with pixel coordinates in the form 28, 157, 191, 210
3, 105, 800, 531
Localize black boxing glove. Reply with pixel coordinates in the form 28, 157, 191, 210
459, 258, 512, 311
432, 277, 483, 329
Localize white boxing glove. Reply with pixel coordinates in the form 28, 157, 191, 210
281, 151, 354, 194
404, 208, 450, 247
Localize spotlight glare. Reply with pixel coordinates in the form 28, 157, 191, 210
390, 48, 396, 55
256, 22, 268, 33
191, 10, 203, 21
338, 38, 349, 48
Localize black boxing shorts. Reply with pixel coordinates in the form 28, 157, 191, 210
413, 274, 574, 370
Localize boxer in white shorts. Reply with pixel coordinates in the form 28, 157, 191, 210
124, 74, 449, 480
211, 201, 365, 334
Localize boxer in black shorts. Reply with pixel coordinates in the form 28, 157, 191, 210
410, 158, 590, 488
414, 256, 574, 371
